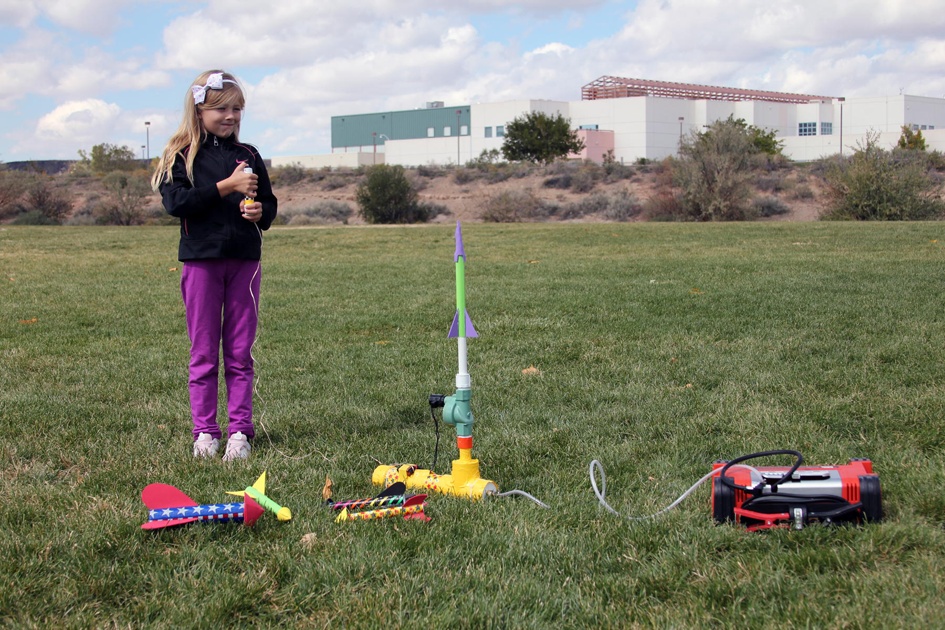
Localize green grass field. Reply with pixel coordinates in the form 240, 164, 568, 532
2, 222, 944, 627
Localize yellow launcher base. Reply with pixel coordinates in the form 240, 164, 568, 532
373, 459, 497, 501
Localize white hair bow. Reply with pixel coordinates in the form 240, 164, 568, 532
192, 72, 234, 105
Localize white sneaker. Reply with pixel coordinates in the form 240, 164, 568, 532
193, 433, 220, 458
223, 431, 252, 461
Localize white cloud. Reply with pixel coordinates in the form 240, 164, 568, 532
0, 2, 39, 28
4, 0, 945, 161
35, 99, 121, 140
6, 0, 132, 36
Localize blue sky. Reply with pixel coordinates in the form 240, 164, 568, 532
2, 0, 944, 163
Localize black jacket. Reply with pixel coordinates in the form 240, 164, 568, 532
161, 133, 278, 261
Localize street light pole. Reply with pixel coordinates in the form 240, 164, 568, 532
144, 121, 150, 160
837, 98, 845, 156
456, 109, 462, 165
678, 116, 684, 145
373, 132, 377, 165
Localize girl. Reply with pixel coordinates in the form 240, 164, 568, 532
152, 69, 277, 460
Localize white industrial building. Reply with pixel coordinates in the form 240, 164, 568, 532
272, 76, 945, 169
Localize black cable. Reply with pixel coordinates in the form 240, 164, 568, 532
429, 404, 440, 472
428, 394, 446, 472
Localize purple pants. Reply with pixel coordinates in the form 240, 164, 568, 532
181, 259, 260, 440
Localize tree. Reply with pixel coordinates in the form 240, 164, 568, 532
356, 164, 430, 224
77, 143, 138, 175
673, 116, 758, 220
501, 111, 584, 164
897, 125, 927, 151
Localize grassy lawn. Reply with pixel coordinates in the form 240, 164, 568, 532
2, 222, 944, 627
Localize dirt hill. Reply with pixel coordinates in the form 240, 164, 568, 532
2, 160, 827, 225
273, 161, 825, 225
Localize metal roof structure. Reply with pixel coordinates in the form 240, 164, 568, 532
581, 76, 835, 105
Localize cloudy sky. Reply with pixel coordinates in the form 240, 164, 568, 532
1, 0, 944, 163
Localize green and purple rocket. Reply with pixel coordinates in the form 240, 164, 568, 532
372, 221, 497, 499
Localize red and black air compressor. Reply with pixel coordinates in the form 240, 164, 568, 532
711, 450, 883, 531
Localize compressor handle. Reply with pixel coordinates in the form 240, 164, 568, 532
718, 450, 804, 496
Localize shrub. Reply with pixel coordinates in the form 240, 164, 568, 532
356, 164, 430, 224
543, 173, 572, 189
270, 163, 309, 186
643, 190, 686, 221
820, 132, 945, 220
602, 189, 644, 222
453, 168, 479, 185
12, 210, 58, 225
571, 163, 601, 193
674, 116, 757, 221
321, 176, 349, 191
417, 164, 448, 179
0, 168, 31, 220
754, 174, 785, 193
752, 196, 790, 218
282, 201, 354, 225
482, 190, 541, 223
96, 171, 152, 225
790, 184, 815, 200
15, 178, 71, 224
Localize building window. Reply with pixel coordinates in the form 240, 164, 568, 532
798, 122, 817, 136
427, 127, 434, 138
496, 125, 505, 137
821, 122, 833, 135
460, 125, 468, 136
485, 126, 493, 138
444, 126, 452, 137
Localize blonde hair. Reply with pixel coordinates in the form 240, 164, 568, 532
151, 69, 246, 191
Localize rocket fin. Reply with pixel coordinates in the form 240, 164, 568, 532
448, 310, 478, 338
141, 516, 199, 530
141, 483, 198, 510
243, 495, 265, 527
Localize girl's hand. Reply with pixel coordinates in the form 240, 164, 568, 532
241, 199, 262, 223
219, 161, 258, 197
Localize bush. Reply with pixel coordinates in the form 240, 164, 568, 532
602, 189, 644, 222
12, 210, 58, 225
752, 196, 790, 218
481, 189, 556, 222
416, 164, 447, 179
321, 176, 349, 191
0, 168, 31, 220
96, 171, 152, 225
571, 163, 601, 193
356, 164, 431, 224
453, 168, 479, 185
754, 174, 785, 193
282, 201, 354, 225
820, 132, 945, 220
543, 173, 572, 189
674, 116, 757, 221
15, 178, 71, 224
643, 190, 686, 221
790, 184, 815, 200
270, 163, 309, 186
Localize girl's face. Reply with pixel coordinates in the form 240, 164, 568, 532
198, 104, 242, 138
